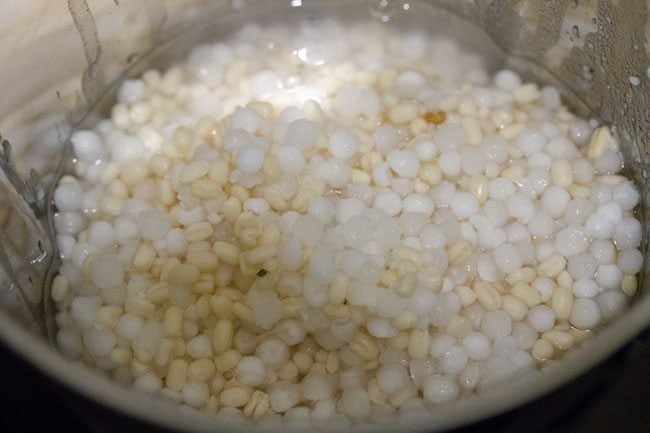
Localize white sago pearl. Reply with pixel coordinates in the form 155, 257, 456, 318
594, 149, 623, 174
438, 152, 462, 178
462, 332, 491, 361
367, 318, 398, 338
573, 159, 595, 184
82, 328, 116, 357
336, 198, 365, 224
375, 290, 404, 318
617, 249, 644, 274
596, 290, 628, 321
236, 356, 267, 387
70, 296, 101, 328
186, 334, 213, 359
541, 185, 570, 218
515, 129, 546, 156
116, 313, 144, 340
506, 222, 530, 243
165, 228, 187, 255
236, 144, 265, 174
403, 193, 434, 215
54, 212, 85, 235
567, 252, 598, 280
493, 243, 523, 274
372, 162, 392, 187
429, 335, 456, 358
255, 338, 289, 369
373, 124, 400, 155
324, 158, 351, 188
570, 298, 602, 329
71, 130, 104, 162
137, 209, 170, 241
308, 196, 335, 224
613, 217, 642, 250
595, 264, 623, 290
292, 215, 323, 247
88, 221, 115, 249
339, 388, 371, 419
612, 181, 640, 210
450, 192, 479, 219
481, 310, 512, 339
91, 255, 124, 289
564, 198, 596, 224
488, 178, 516, 201
409, 286, 438, 316
182, 381, 210, 408
328, 129, 360, 160
250, 291, 284, 329
414, 138, 438, 162
335, 85, 381, 119
54, 182, 85, 212
270, 382, 301, 413
573, 279, 600, 298
302, 371, 336, 401
420, 224, 447, 249
111, 135, 143, 162
481, 135, 509, 163
286, 119, 319, 150
230, 107, 260, 134
554, 224, 589, 257
590, 240, 616, 264
423, 375, 460, 405
494, 69, 521, 91
279, 239, 302, 272
546, 136, 575, 159
506, 194, 535, 224
376, 363, 410, 394
387, 150, 420, 179
277, 146, 305, 176
595, 202, 623, 226
460, 146, 486, 175
527, 213, 555, 238
483, 200, 508, 227
243, 198, 270, 214
590, 184, 613, 204
438, 346, 469, 376
374, 191, 403, 217
526, 305, 556, 332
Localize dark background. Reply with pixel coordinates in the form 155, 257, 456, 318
1, 336, 649, 433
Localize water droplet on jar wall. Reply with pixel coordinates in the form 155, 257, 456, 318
367, 0, 399, 22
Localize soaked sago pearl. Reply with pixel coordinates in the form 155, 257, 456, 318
51, 18, 642, 427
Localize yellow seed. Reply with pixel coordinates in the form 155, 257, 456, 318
506, 267, 537, 285
220, 387, 251, 408
502, 295, 528, 321
473, 281, 502, 311
167, 263, 201, 285
447, 240, 474, 265
622, 274, 637, 296
396, 271, 417, 297
51, 274, 69, 303
188, 358, 216, 382
125, 296, 155, 318
95, 305, 123, 328
469, 174, 489, 204
133, 243, 156, 272
191, 179, 223, 199
551, 285, 574, 322
542, 330, 575, 350
164, 306, 184, 337
147, 282, 170, 304
323, 304, 351, 324
588, 126, 611, 159
212, 241, 241, 266
455, 285, 477, 306
185, 221, 214, 243
407, 328, 430, 359
232, 302, 254, 323
367, 378, 387, 404
511, 282, 542, 307
186, 250, 219, 272
243, 390, 269, 420
212, 319, 234, 354
222, 197, 242, 223
537, 254, 566, 278
208, 160, 230, 186
419, 163, 442, 185
551, 159, 574, 188
215, 349, 241, 371
349, 332, 379, 361
166, 359, 188, 392
179, 160, 209, 183
532, 339, 554, 362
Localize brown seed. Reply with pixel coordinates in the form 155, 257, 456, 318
424, 110, 446, 125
